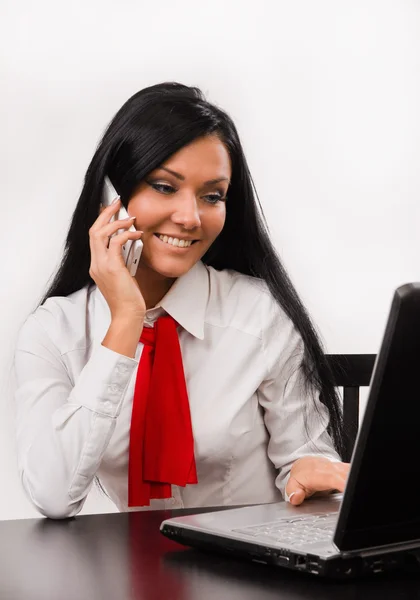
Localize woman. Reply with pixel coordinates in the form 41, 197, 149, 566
14, 82, 349, 519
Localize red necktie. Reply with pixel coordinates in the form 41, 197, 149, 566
128, 314, 198, 507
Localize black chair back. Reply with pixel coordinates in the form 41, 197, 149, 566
325, 354, 376, 462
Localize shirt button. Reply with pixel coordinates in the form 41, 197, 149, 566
108, 383, 120, 393
104, 400, 113, 412
117, 364, 128, 374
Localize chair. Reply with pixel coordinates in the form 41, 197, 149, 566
325, 354, 376, 462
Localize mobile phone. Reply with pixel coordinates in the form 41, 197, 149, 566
101, 176, 143, 276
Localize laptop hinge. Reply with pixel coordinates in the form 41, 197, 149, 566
341, 538, 420, 558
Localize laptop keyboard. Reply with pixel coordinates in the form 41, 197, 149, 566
232, 512, 338, 548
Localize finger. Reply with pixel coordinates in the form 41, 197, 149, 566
100, 216, 138, 238
327, 463, 351, 492
301, 460, 350, 494
91, 198, 121, 231
334, 462, 351, 473
328, 474, 347, 493
288, 488, 306, 506
286, 477, 310, 504
90, 216, 137, 258
107, 230, 143, 257
90, 200, 123, 258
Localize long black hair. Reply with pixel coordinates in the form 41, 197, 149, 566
38, 82, 343, 456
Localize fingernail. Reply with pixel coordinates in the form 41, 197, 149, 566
126, 216, 136, 220
112, 196, 120, 204
288, 492, 296, 502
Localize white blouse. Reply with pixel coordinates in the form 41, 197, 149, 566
13, 260, 340, 519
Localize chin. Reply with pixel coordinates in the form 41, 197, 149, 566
143, 257, 200, 279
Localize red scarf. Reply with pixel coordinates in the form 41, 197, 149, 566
128, 314, 198, 507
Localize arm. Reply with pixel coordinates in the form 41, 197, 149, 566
13, 313, 141, 519
257, 310, 343, 502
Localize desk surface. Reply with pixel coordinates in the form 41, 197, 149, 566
0, 509, 419, 600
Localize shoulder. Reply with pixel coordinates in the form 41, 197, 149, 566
205, 266, 302, 375
17, 286, 94, 355
205, 266, 291, 338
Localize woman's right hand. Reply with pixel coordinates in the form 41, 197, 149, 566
89, 198, 146, 321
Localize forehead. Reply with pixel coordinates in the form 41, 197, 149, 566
160, 136, 231, 179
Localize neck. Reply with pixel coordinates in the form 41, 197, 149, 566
134, 263, 176, 310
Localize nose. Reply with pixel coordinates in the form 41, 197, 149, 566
171, 191, 201, 230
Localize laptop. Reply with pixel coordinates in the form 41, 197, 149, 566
160, 283, 420, 578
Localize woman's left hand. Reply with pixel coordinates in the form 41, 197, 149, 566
285, 456, 350, 506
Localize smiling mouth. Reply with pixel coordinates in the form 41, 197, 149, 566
154, 233, 199, 248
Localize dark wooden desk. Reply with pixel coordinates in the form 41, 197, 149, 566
0, 509, 419, 600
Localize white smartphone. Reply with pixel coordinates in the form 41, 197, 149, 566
101, 176, 143, 276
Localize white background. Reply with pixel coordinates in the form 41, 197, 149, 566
1, 0, 419, 520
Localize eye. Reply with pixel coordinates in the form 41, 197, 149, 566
147, 182, 176, 195
203, 193, 227, 205
147, 180, 227, 204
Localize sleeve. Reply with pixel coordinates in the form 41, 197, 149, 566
13, 314, 139, 519
257, 300, 341, 501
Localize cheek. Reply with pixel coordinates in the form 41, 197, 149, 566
207, 205, 226, 236
128, 193, 227, 236
128, 194, 162, 225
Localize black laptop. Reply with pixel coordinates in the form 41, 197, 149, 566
160, 283, 420, 578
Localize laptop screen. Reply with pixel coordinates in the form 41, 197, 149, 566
334, 283, 420, 552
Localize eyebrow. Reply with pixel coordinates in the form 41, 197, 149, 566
158, 166, 230, 185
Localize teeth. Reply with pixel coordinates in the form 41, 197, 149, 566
158, 235, 193, 247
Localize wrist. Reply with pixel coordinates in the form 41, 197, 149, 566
103, 316, 144, 358
111, 313, 145, 327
